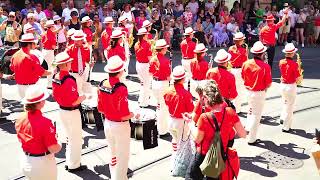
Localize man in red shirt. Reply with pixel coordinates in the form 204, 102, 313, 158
66, 30, 93, 95
101, 17, 114, 60
180, 27, 196, 89
164, 65, 194, 170
149, 39, 171, 136
228, 32, 248, 113
279, 43, 301, 133
241, 41, 272, 145
41, 20, 57, 89
135, 28, 153, 107
10, 33, 51, 99
52, 52, 87, 172
97, 55, 139, 180
207, 49, 238, 101
259, 11, 288, 69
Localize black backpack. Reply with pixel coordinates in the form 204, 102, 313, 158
98, 79, 126, 94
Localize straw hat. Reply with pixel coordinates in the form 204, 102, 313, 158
171, 66, 186, 80
21, 86, 49, 104
45, 20, 54, 28
81, 16, 91, 23
67, 28, 76, 38
214, 49, 231, 63
250, 41, 267, 54
118, 16, 127, 24
233, 32, 246, 41
103, 16, 115, 24
20, 33, 37, 43
111, 29, 123, 39
53, 52, 74, 65
104, 56, 125, 73
194, 43, 208, 53
155, 39, 169, 49
24, 23, 35, 33
282, 43, 298, 53
184, 27, 194, 36
27, 13, 35, 19
142, 20, 152, 28
265, 14, 275, 21
53, 15, 61, 22
71, 30, 87, 41
137, 28, 149, 35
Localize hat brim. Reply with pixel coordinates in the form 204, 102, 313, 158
53, 18, 61, 21
19, 39, 37, 43
21, 92, 50, 104
184, 32, 194, 35
214, 53, 231, 63
155, 44, 169, 49
194, 48, 208, 53
71, 35, 87, 41
171, 73, 186, 80
282, 48, 298, 53
137, 32, 150, 36
104, 65, 125, 73
53, 58, 74, 65
103, 21, 115, 24
250, 46, 267, 54
266, 18, 275, 21
142, 23, 152, 28
233, 37, 246, 41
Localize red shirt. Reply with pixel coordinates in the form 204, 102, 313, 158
180, 37, 196, 59
42, 29, 56, 50
149, 53, 171, 80
119, 26, 129, 38
101, 27, 112, 49
279, 58, 300, 84
228, 45, 248, 68
107, 44, 126, 61
15, 110, 58, 154
148, 33, 153, 40
260, 21, 283, 46
164, 83, 194, 118
206, 66, 238, 99
83, 27, 93, 43
66, 44, 90, 72
190, 57, 209, 80
196, 106, 240, 155
97, 77, 130, 121
242, 59, 272, 91
10, 48, 45, 85
135, 39, 152, 63
52, 71, 79, 108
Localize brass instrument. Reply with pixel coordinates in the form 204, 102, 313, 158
128, 28, 134, 48
296, 53, 304, 85
208, 54, 214, 69
153, 28, 159, 41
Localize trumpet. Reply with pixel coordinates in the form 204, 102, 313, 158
208, 54, 214, 69
128, 29, 134, 48
296, 53, 304, 85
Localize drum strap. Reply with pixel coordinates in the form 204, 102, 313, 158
52, 74, 76, 85
99, 79, 127, 94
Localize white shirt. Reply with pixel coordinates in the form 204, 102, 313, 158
62, 8, 78, 21
55, 24, 66, 43
34, 10, 46, 21
188, 2, 199, 15
227, 22, 238, 34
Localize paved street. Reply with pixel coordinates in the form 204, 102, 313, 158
1, 46, 320, 180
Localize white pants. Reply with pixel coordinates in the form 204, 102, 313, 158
21, 153, 57, 180
17, 84, 38, 100
280, 83, 297, 131
104, 119, 130, 180
42, 49, 55, 88
190, 79, 206, 99
181, 59, 192, 90
104, 49, 108, 61
231, 68, 246, 113
246, 90, 266, 143
0, 80, 2, 113
136, 62, 152, 107
70, 66, 92, 96
315, 26, 320, 40
124, 59, 129, 78
59, 109, 82, 169
152, 79, 170, 135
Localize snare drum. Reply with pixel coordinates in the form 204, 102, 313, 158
81, 100, 104, 131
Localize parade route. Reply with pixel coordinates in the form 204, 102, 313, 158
1, 46, 320, 180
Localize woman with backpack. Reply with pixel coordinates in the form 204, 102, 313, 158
183, 80, 247, 180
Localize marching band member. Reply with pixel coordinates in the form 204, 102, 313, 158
15, 86, 61, 180
206, 49, 238, 103
10, 33, 51, 99
107, 29, 126, 61
190, 43, 209, 99
41, 20, 57, 89
101, 17, 114, 60
142, 20, 153, 40
81, 16, 93, 46
97, 56, 139, 180
66, 30, 93, 95
52, 52, 87, 172
228, 32, 248, 113
23, 23, 37, 40
118, 16, 131, 77
279, 43, 300, 133
149, 39, 171, 136
241, 41, 272, 145
66, 28, 76, 46
163, 65, 194, 170
180, 27, 196, 89
135, 28, 153, 107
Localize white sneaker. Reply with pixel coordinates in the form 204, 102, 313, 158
302, 44, 305, 48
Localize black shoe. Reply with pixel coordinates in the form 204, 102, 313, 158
159, 133, 171, 138
47, 87, 52, 90
66, 165, 88, 172
280, 119, 284, 124
282, 129, 291, 133
248, 139, 262, 146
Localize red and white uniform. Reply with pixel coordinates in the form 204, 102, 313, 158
10, 48, 45, 98
180, 37, 196, 78
228, 44, 248, 112
101, 27, 112, 59
241, 58, 272, 143
260, 21, 284, 46
279, 58, 300, 131
15, 110, 58, 180
82, 27, 93, 44
149, 53, 171, 135
42, 28, 57, 88
190, 57, 208, 98
66, 44, 91, 95
206, 66, 238, 100
97, 76, 131, 180
107, 44, 126, 61
135, 39, 152, 107
52, 70, 83, 169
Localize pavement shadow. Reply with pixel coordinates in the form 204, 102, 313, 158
126, 75, 140, 83
288, 129, 314, 139
0, 121, 16, 134
253, 141, 310, 160
240, 156, 278, 177
128, 94, 139, 102
2, 98, 24, 114
70, 167, 106, 180
260, 116, 280, 126
94, 164, 133, 179
55, 143, 66, 159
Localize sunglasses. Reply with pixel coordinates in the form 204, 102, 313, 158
9, 15, 15, 18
